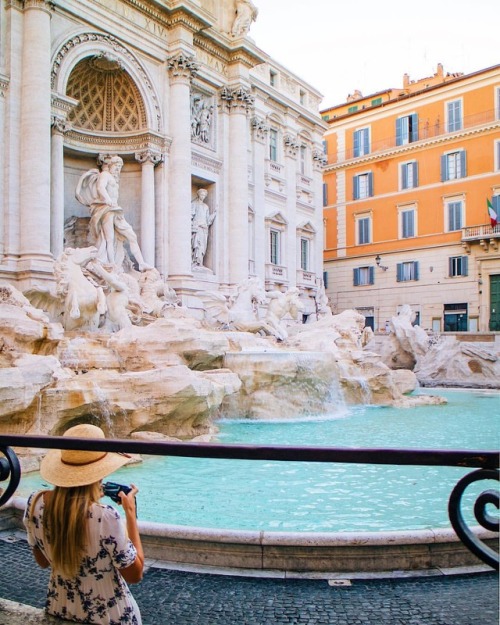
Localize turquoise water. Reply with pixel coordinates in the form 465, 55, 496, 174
18, 389, 499, 532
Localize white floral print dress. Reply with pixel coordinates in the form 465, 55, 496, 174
24, 491, 142, 625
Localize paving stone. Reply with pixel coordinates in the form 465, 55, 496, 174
0, 538, 498, 625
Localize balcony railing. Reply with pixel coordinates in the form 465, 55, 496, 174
0, 434, 498, 570
265, 263, 288, 282
327, 109, 499, 164
462, 223, 500, 241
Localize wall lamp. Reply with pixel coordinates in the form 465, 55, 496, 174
375, 255, 388, 271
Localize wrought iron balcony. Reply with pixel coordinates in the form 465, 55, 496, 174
0, 434, 498, 571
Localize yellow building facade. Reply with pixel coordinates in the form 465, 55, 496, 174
322, 64, 500, 332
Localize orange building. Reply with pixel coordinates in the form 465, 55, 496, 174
322, 64, 500, 332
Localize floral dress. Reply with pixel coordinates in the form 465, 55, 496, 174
24, 491, 142, 625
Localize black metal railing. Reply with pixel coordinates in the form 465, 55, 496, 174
0, 434, 498, 570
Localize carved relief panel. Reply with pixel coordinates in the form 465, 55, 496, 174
190, 90, 216, 150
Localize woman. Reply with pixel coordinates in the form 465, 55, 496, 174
23, 423, 144, 624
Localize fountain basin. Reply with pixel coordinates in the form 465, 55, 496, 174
2, 498, 495, 574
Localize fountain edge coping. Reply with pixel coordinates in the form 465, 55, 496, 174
6, 496, 495, 547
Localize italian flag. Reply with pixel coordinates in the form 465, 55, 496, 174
487, 198, 498, 227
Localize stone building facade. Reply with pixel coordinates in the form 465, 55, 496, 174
0, 0, 326, 314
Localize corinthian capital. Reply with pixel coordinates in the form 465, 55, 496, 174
283, 134, 300, 157
23, 0, 52, 12
220, 86, 254, 113
251, 116, 269, 142
167, 53, 199, 83
135, 149, 162, 166
51, 114, 69, 134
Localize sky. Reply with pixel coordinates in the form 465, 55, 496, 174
250, 0, 499, 109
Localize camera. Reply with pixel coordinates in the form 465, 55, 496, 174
102, 481, 132, 503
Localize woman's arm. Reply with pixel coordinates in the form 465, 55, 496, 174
32, 546, 50, 569
118, 485, 144, 584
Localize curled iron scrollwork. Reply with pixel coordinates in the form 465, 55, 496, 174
448, 468, 499, 570
0, 446, 21, 508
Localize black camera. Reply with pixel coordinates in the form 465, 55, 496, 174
102, 481, 132, 503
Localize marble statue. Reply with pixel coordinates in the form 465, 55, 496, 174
191, 189, 216, 267
231, 0, 258, 36
75, 155, 152, 272
138, 268, 180, 318
264, 288, 304, 341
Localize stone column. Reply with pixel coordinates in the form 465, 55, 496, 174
0, 76, 9, 257
312, 149, 327, 278
167, 53, 198, 279
284, 134, 299, 288
19, 0, 53, 269
50, 116, 67, 260
251, 116, 269, 282
136, 149, 162, 268
220, 86, 254, 285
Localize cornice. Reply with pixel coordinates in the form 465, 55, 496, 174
64, 128, 168, 155
192, 150, 223, 174
122, 0, 211, 33
324, 121, 500, 173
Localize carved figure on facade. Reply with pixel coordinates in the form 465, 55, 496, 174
191, 189, 216, 268
231, 0, 258, 37
190, 94, 214, 145
137, 268, 180, 318
75, 155, 152, 272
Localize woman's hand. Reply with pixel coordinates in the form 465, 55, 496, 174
118, 484, 138, 518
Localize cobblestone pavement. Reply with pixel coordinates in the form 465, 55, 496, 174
0, 537, 498, 625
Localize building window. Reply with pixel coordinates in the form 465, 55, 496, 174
300, 238, 309, 270
353, 128, 370, 157
447, 99, 462, 132
353, 172, 373, 200
356, 215, 371, 245
396, 261, 419, 282
496, 140, 500, 171
444, 303, 468, 332
270, 229, 280, 265
269, 129, 278, 162
401, 208, 415, 238
449, 256, 468, 277
396, 114, 418, 145
322, 183, 328, 207
371, 97, 382, 106
348, 105, 358, 113
447, 200, 463, 231
353, 266, 374, 286
401, 161, 418, 189
322, 140, 328, 155
299, 145, 307, 174
441, 150, 467, 181
270, 70, 277, 87
322, 114, 330, 121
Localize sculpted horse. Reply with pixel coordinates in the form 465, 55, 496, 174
25, 247, 107, 332
198, 279, 303, 341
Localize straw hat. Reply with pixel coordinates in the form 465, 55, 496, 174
40, 424, 131, 487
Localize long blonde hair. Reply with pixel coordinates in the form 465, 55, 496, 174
43, 482, 102, 577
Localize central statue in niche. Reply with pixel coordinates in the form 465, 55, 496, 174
76, 155, 151, 272
191, 188, 216, 268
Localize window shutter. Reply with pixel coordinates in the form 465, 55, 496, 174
396, 118, 403, 146
369, 266, 374, 285
462, 256, 468, 276
448, 257, 453, 277
411, 113, 418, 142
441, 155, 448, 182
353, 176, 359, 200
368, 172, 373, 197
353, 130, 360, 157
414, 261, 419, 281
353, 268, 360, 286
323, 183, 328, 207
413, 162, 419, 187
402, 164, 408, 189
460, 151, 467, 177
362, 128, 369, 154
396, 263, 403, 282
492, 195, 500, 212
